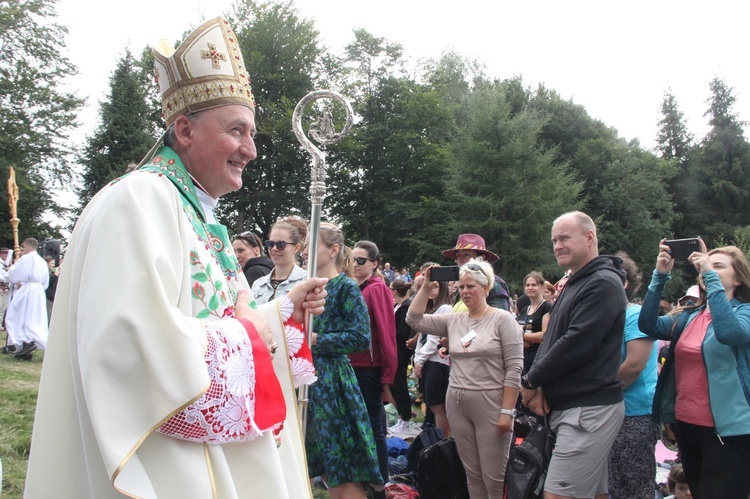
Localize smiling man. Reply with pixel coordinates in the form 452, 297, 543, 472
25, 17, 325, 499
521, 211, 626, 499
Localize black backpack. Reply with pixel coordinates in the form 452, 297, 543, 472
417, 438, 469, 499
406, 425, 444, 473
504, 420, 555, 499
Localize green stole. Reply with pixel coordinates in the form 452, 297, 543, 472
138, 146, 252, 314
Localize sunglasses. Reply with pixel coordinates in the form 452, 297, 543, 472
464, 263, 483, 272
234, 231, 260, 247
353, 257, 375, 266
264, 240, 295, 251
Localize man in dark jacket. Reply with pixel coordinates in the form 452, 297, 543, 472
521, 211, 626, 499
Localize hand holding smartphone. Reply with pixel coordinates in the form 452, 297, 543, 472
664, 237, 701, 259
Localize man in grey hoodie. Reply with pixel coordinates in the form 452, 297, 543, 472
521, 211, 626, 499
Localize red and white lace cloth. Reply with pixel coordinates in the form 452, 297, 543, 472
158, 297, 316, 443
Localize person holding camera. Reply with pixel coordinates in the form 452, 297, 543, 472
638, 239, 750, 499
407, 260, 522, 498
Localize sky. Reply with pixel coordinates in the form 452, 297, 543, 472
56, 0, 749, 160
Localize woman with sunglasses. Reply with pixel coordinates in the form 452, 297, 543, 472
232, 231, 273, 287
350, 240, 397, 486
302, 223, 382, 498
407, 260, 523, 498
251, 216, 307, 304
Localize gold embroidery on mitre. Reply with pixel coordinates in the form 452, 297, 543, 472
153, 17, 255, 126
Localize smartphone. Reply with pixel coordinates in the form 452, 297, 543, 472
431, 266, 460, 281
665, 237, 701, 259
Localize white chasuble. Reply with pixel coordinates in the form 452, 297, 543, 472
24, 148, 313, 499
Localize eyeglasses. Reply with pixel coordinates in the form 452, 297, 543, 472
353, 257, 375, 266
264, 240, 295, 251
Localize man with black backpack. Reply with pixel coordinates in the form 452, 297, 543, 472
521, 212, 626, 499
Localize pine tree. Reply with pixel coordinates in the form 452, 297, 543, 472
687, 77, 750, 243
0, 0, 84, 242
656, 89, 692, 162
77, 49, 154, 207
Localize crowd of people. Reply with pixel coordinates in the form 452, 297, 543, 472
228, 210, 748, 499
11, 15, 749, 499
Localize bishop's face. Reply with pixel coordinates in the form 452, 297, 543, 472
180, 105, 257, 199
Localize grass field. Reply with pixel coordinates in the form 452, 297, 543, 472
0, 331, 43, 498
0, 331, 337, 498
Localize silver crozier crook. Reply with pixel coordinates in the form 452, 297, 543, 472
293, 90, 354, 439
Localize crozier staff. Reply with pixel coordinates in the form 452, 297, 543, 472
25, 17, 326, 499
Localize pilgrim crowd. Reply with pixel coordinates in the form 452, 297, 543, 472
231, 211, 750, 499
10, 15, 749, 499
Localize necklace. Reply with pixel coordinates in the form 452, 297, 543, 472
526, 299, 544, 317
468, 305, 490, 321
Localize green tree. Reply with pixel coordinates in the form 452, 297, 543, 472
439, 79, 582, 286
222, 0, 322, 237
325, 30, 457, 266
528, 87, 677, 279
686, 77, 750, 243
656, 89, 692, 162
656, 89, 693, 237
77, 49, 154, 207
0, 0, 83, 242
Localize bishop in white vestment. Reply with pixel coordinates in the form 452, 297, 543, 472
24, 17, 322, 499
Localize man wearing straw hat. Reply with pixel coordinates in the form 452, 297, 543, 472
25, 17, 326, 498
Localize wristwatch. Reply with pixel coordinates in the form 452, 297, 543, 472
500, 408, 517, 417
521, 375, 535, 390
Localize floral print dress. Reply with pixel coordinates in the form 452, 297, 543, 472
305, 273, 383, 487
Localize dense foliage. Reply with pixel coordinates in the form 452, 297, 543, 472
12, 0, 749, 300
0, 0, 83, 244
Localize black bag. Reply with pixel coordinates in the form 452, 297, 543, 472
417, 438, 469, 499
406, 425, 444, 473
504, 420, 555, 499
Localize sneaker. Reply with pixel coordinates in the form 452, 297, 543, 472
388, 419, 406, 434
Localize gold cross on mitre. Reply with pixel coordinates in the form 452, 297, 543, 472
201, 43, 226, 69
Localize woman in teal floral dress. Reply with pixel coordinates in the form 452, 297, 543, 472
303, 222, 382, 497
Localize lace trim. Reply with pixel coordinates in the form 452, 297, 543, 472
158, 320, 280, 443
277, 295, 294, 322
284, 319, 317, 388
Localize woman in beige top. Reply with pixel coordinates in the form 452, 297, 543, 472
407, 260, 523, 498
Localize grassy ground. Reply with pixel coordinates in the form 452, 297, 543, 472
0, 329, 416, 499
0, 331, 43, 498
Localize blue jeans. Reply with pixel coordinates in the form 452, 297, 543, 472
354, 366, 389, 483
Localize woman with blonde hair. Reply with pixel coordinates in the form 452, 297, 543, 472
639, 241, 750, 498
407, 259, 522, 497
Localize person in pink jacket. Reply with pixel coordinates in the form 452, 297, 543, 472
350, 240, 397, 486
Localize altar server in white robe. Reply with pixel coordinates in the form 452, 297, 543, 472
3, 238, 48, 357
25, 16, 325, 499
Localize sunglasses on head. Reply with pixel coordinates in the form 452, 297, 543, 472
264, 240, 295, 251
234, 231, 260, 246
464, 263, 483, 272
353, 257, 375, 266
